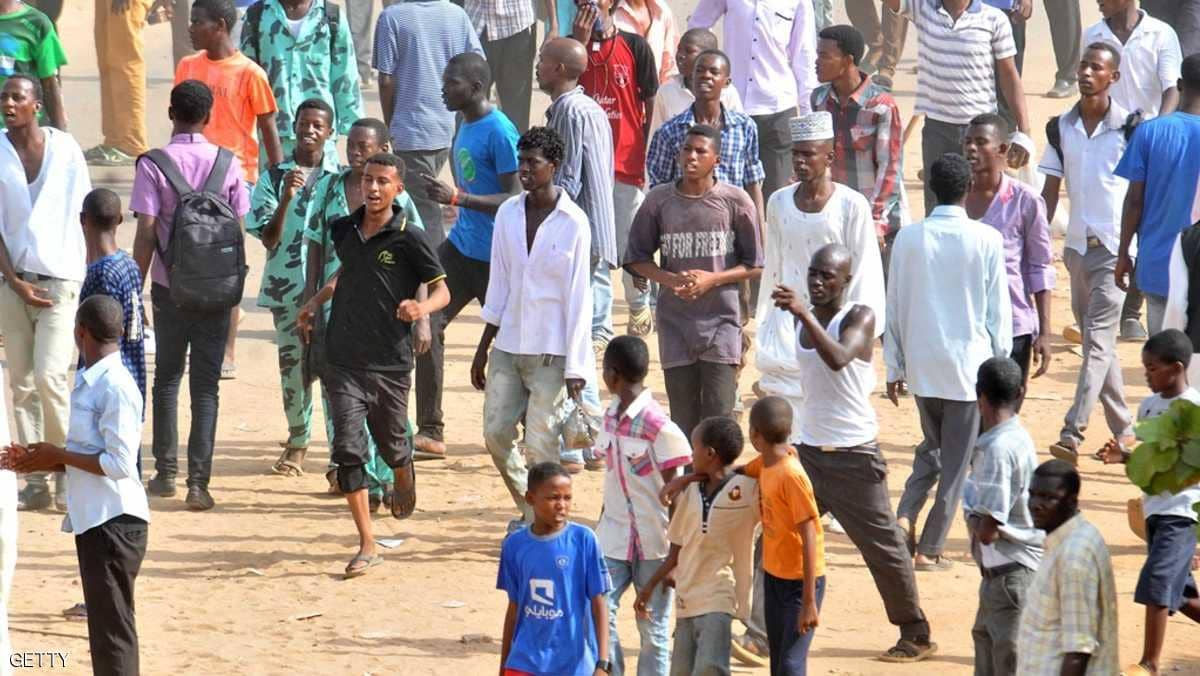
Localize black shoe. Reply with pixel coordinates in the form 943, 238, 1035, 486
185, 486, 215, 511
16, 484, 51, 511
146, 474, 177, 497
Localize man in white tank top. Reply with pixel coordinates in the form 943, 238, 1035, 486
769, 243, 935, 663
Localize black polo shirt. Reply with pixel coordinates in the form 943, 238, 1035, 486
326, 205, 446, 371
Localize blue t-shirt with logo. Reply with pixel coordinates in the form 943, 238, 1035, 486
1115, 112, 1200, 297
447, 107, 519, 263
497, 522, 612, 676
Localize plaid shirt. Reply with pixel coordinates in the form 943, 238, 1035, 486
465, 0, 535, 41
812, 76, 903, 237
80, 251, 146, 407
646, 105, 766, 188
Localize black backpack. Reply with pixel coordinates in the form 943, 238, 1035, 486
241, 0, 341, 65
1045, 108, 1143, 167
143, 148, 248, 312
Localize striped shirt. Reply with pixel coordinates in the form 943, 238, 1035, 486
465, 0, 535, 41
374, 0, 483, 152
546, 86, 618, 266
646, 105, 766, 189
900, 0, 1016, 125
80, 251, 146, 406
812, 75, 904, 237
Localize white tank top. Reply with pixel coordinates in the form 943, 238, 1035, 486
795, 304, 878, 448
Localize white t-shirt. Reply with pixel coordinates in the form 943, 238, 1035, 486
1137, 388, 1200, 520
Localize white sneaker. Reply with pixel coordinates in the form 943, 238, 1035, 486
825, 514, 846, 534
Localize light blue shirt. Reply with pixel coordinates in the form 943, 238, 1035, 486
963, 415, 1045, 572
62, 352, 150, 535
884, 205, 1013, 401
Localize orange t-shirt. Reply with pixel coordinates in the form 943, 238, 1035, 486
174, 51, 277, 184
744, 454, 826, 581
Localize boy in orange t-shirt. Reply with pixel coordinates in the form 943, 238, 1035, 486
174, 0, 282, 184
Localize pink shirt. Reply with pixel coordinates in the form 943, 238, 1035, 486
129, 134, 250, 288
614, 0, 680, 84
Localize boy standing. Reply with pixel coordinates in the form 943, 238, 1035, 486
624, 125, 762, 440
595, 336, 691, 675
963, 357, 1044, 675
498, 462, 613, 676
3, 296, 150, 675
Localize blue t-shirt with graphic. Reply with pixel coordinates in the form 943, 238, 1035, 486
447, 107, 519, 262
497, 522, 612, 676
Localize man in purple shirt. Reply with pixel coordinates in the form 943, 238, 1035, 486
130, 80, 250, 511
963, 113, 1055, 394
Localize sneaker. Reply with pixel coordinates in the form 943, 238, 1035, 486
146, 473, 177, 497
627, 307, 653, 337
1120, 318, 1148, 342
61, 602, 87, 621
1049, 439, 1079, 466
84, 145, 135, 167
53, 478, 67, 512
412, 434, 446, 461
1045, 79, 1076, 99
825, 514, 846, 535
1062, 324, 1082, 345
185, 486, 215, 511
16, 484, 51, 511
731, 634, 770, 667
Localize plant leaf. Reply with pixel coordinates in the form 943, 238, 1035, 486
1127, 445, 1158, 488
1136, 413, 1177, 445
1183, 440, 1200, 468
1152, 447, 1181, 473
1150, 470, 1178, 495
1179, 401, 1200, 437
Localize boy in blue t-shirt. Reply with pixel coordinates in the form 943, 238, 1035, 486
498, 462, 613, 676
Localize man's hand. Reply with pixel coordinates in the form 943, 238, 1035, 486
148, 0, 175, 20
632, 274, 649, 292
1032, 334, 1052, 378
414, 317, 432, 355
566, 378, 585, 401
658, 474, 694, 506
1115, 254, 1134, 291
471, 347, 489, 391
675, 269, 717, 301
0, 444, 26, 471
1015, 0, 1032, 20
632, 588, 655, 620
11, 442, 63, 473
771, 284, 807, 317
798, 601, 819, 634
572, 2, 599, 42
886, 380, 905, 407
397, 299, 426, 323
420, 173, 457, 205
282, 168, 308, 203
297, 302, 317, 345
11, 279, 54, 308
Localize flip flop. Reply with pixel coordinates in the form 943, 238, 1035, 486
271, 445, 307, 477
914, 556, 954, 572
390, 462, 416, 520
343, 552, 383, 579
1122, 664, 1154, 676
1049, 441, 1079, 466
878, 638, 937, 663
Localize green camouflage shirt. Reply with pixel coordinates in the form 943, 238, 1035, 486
240, 0, 363, 141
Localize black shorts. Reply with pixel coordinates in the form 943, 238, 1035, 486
1134, 515, 1199, 612
325, 366, 412, 493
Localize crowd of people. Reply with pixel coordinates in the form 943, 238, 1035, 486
0, 0, 1199, 674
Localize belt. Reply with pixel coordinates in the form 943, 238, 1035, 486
799, 442, 879, 453
980, 561, 1027, 579
1085, 236, 1104, 249
16, 271, 56, 282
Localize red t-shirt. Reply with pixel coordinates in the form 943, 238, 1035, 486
579, 30, 659, 187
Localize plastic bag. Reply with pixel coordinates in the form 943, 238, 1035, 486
560, 398, 600, 450
755, 308, 800, 376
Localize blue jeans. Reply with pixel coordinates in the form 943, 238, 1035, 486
607, 557, 672, 676
593, 254, 614, 344
764, 573, 826, 676
671, 612, 732, 676
613, 182, 649, 313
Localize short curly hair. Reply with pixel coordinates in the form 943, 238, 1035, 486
517, 126, 565, 165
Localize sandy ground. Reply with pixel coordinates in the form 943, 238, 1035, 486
4, 1, 1200, 674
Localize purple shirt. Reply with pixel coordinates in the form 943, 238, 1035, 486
978, 175, 1056, 338
129, 133, 250, 288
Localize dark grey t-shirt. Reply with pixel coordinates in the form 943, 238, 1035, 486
623, 181, 763, 368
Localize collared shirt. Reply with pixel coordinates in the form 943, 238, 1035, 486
80, 252, 146, 405
1017, 513, 1119, 676
884, 205, 1013, 401
481, 190, 594, 381
448, 107, 521, 262
546, 86, 617, 266
595, 389, 692, 562
688, 0, 817, 116
649, 74, 744, 146
62, 352, 151, 536
614, 0, 680, 84
646, 105, 766, 188
247, 157, 340, 308
240, 0, 364, 140
976, 175, 1056, 339
812, 75, 904, 237
130, 134, 251, 289
374, 0, 483, 151
962, 415, 1044, 572
1038, 99, 1132, 256
899, 0, 1016, 125
1084, 12, 1181, 119
465, 0, 535, 41
1134, 390, 1200, 520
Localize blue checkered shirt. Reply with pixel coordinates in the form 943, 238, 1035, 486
646, 105, 766, 189
80, 251, 146, 407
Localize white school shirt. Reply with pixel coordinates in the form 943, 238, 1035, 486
1084, 13, 1182, 120
1136, 389, 1200, 521
480, 190, 594, 381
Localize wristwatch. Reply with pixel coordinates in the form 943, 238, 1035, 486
595, 660, 613, 674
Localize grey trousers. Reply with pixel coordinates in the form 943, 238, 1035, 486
896, 396, 980, 558
482, 25, 535, 133
845, 0, 908, 78
396, 148, 450, 246
346, 0, 377, 81
920, 118, 968, 216
671, 612, 733, 676
1147, 292, 1168, 336
752, 108, 799, 201
972, 566, 1034, 676
1143, 0, 1200, 58
1061, 247, 1133, 445
1044, 0, 1082, 84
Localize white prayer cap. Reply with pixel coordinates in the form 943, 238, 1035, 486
789, 112, 834, 142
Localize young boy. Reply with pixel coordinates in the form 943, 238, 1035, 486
636, 416, 760, 675
1096, 329, 1200, 676
962, 357, 1044, 675
3, 296, 150, 674
498, 462, 613, 676
595, 336, 692, 675
648, 28, 743, 153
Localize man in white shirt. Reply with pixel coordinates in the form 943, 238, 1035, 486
471, 127, 593, 531
1041, 42, 1136, 464
885, 153, 1012, 570
0, 74, 90, 512
3, 296, 150, 675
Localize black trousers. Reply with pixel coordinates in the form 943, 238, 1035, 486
663, 360, 737, 441
76, 514, 147, 676
327, 365, 413, 493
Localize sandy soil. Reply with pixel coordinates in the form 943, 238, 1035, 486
4, 2, 1200, 674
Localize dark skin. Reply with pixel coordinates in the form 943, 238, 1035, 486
572, 0, 655, 145
601, 358, 680, 488
470, 147, 585, 400
1027, 473, 1091, 676
258, 107, 333, 250
790, 139, 837, 215
1098, 0, 1178, 113
966, 389, 1023, 546
0, 78, 52, 308
188, 3, 283, 166
963, 121, 1052, 379
690, 53, 765, 224
535, 37, 588, 98
1041, 48, 1122, 222
0, 0, 65, 129
771, 247, 875, 371
675, 35, 716, 91
280, 0, 314, 20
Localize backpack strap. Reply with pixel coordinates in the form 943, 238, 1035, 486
1122, 110, 1144, 142
202, 148, 235, 195
1044, 115, 1063, 168
142, 149, 197, 200
244, 1, 265, 63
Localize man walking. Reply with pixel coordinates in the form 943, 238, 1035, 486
844, 0, 906, 90
466, 0, 536, 133
0, 75, 90, 511
87, 0, 153, 166
885, 153, 1012, 571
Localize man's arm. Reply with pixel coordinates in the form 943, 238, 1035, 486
132, 213, 158, 290
1116, 180, 1145, 291
797, 517, 820, 633
985, 238, 1014, 359
258, 112, 285, 167
498, 600, 518, 676
777, 293, 875, 371
556, 115, 585, 200
590, 593, 610, 671
0, 236, 51, 307
967, 513, 1002, 545
883, 236, 905, 403
746, 182, 766, 231
1023, 197, 1056, 377
1158, 34, 1183, 115
258, 171, 303, 250
674, 264, 757, 301
379, 74, 396, 128
881, 0, 901, 17
996, 57, 1031, 165
1040, 175, 1062, 223
424, 171, 518, 217
42, 76, 67, 130
562, 225, 594, 395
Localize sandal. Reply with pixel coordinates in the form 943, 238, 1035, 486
343, 552, 383, 579
271, 445, 307, 477
914, 556, 954, 572
220, 361, 237, 380
326, 469, 343, 496
390, 461, 416, 520
878, 638, 937, 663
1122, 664, 1154, 676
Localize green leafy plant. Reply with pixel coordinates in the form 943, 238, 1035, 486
1126, 399, 1200, 523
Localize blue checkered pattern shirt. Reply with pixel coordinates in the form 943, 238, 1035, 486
645, 105, 766, 189
80, 251, 146, 406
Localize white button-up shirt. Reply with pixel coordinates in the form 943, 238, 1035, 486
481, 190, 594, 381
1038, 100, 1132, 257
884, 205, 1012, 401
62, 352, 150, 536
1084, 12, 1182, 119
687, 0, 816, 116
